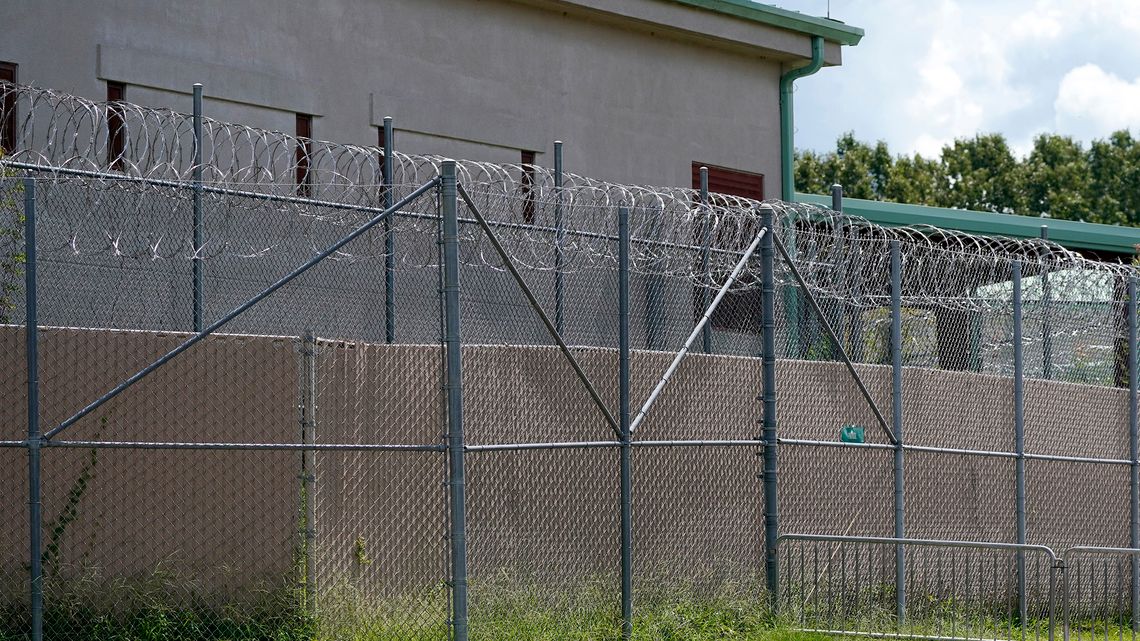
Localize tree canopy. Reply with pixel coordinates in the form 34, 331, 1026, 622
795, 130, 1140, 226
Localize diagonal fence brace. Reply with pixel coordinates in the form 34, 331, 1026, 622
772, 232, 897, 445
456, 182, 622, 439
44, 176, 442, 441
628, 226, 768, 435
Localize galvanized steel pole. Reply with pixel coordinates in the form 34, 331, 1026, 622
25, 177, 42, 641
554, 141, 565, 336
1013, 261, 1027, 624
441, 161, 468, 641
834, 185, 847, 357
890, 239, 905, 625
383, 116, 396, 343
192, 84, 204, 332
300, 331, 318, 614
618, 204, 633, 640
699, 166, 712, 354
1040, 226, 1052, 379
1129, 277, 1138, 632
760, 203, 779, 609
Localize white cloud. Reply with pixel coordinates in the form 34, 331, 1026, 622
912, 134, 948, 159
775, 0, 1140, 157
1055, 64, 1140, 138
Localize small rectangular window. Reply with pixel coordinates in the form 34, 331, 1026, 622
106, 81, 126, 170
296, 113, 313, 196
0, 62, 18, 155
521, 150, 536, 224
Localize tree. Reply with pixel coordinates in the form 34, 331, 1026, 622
794, 129, 1140, 228
938, 134, 1025, 213
1022, 133, 1091, 222
881, 153, 942, 204
1087, 130, 1140, 226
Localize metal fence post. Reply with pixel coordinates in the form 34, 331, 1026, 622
890, 239, 905, 625
192, 83, 204, 332
1040, 226, 1052, 380
1129, 277, 1138, 632
300, 331, 318, 615
383, 116, 396, 343
760, 203, 779, 609
554, 141, 565, 336
1014, 260, 1027, 624
24, 176, 42, 641
1050, 558, 1060, 641
441, 160, 468, 641
699, 166, 712, 354
618, 204, 633, 640
645, 204, 665, 351
833, 185, 849, 357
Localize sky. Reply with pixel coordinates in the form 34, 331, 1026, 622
770, 0, 1140, 159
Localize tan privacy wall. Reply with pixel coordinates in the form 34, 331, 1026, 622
0, 326, 1132, 605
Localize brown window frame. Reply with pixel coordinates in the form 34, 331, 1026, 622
0, 62, 18, 155
520, 149, 536, 224
106, 81, 126, 170
691, 162, 765, 334
296, 113, 313, 196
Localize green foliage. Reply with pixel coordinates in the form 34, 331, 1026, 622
794, 129, 1140, 227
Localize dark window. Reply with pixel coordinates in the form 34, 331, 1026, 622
521, 150, 536, 224
691, 162, 765, 334
106, 81, 126, 170
0, 62, 17, 155
296, 114, 313, 196
377, 125, 393, 198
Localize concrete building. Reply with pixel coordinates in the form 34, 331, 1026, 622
1, 0, 862, 197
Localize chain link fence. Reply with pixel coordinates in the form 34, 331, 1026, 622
4, 80, 1140, 640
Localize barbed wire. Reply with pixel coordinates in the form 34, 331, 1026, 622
1, 80, 1136, 313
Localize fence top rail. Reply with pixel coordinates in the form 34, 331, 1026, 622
778, 533, 1059, 560
1061, 545, 1140, 560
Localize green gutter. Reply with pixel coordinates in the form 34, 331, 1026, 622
780, 36, 824, 201
667, 0, 864, 45
798, 192, 1140, 256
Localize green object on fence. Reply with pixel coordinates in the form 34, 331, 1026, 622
840, 425, 865, 443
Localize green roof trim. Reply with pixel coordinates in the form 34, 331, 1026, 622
796, 192, 1140, 257
667, 0, 864, 46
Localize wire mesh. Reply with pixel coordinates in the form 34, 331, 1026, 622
5, 80, 1140, 640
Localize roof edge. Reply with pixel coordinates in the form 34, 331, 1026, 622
797, 193, 1140, 256
666, 0, 864, 46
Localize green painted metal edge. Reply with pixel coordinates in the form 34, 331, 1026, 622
797, 192, 1140, 256
666, 0, 864, 46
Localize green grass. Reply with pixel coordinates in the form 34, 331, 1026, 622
1, 578, 1133, 641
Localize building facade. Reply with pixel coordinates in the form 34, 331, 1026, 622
2, 0, 861, 194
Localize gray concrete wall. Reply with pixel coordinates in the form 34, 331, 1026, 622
1, 0, 814, 189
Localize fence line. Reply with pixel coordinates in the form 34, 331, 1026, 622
2, 81, 1140, 640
